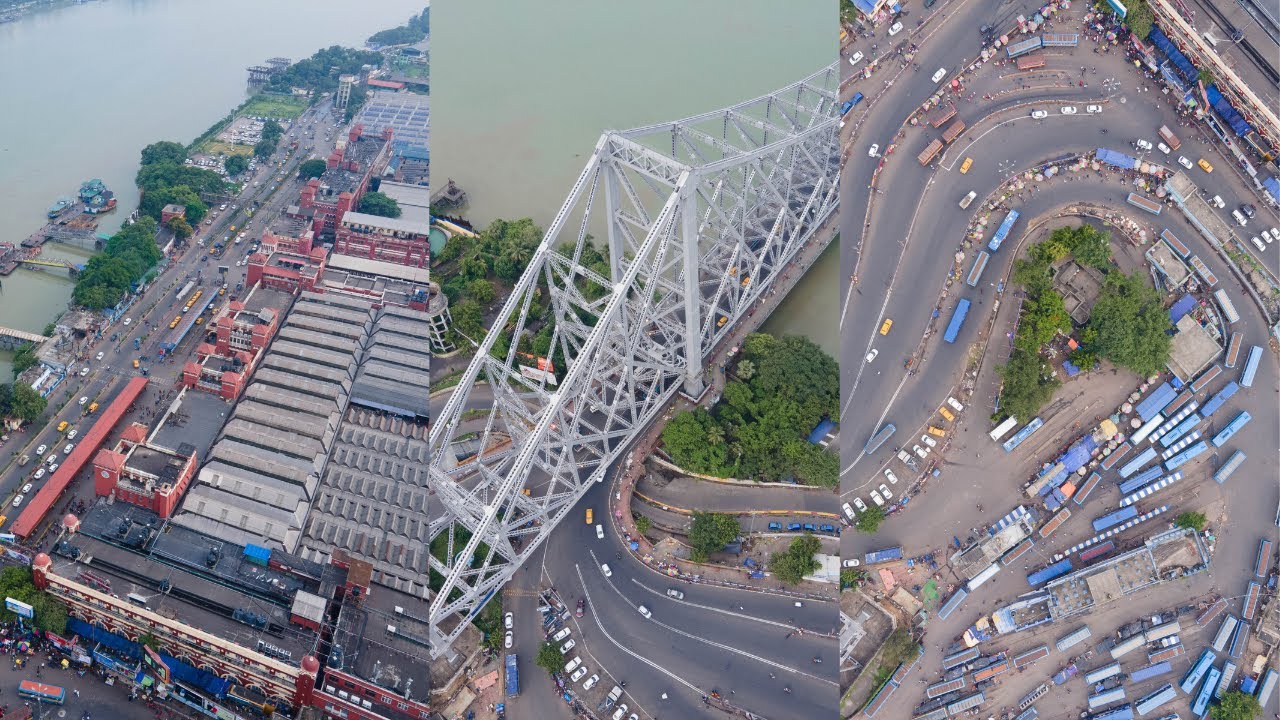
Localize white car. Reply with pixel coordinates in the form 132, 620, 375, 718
1135, 139, 1153, 151
94, 352, 104, 361
122, 317, 132, 326
1262, 229, 1276, 244
12, 495, 22, 508
504, 612, 513, 630
600, 563, 612, 578
564, 657, 583, 674
853, 497, 868, 512
63, 443, 74, 455
1157, 142, 1171, 154
913, 444, 929, 459
637, 605, 652, 620
595, 524, 604, 539
1210, 195, 1226, 208
879, 483, 894, 500
920, 434, 937, 448
570, 666, 589, 683
848, 51, 864, 66
888, 21, 904, 35
35, 444, 46, 456
1250, 236, 1266, 252
1030, 110, 1048, 120
931, 68, 947, 83
583, 674, 600, 690
560, 639, 576, 653
33, 468, 45, 480
552, 627, 571, 642
1178, 156, 1193, 169
79, 396, 88, 406
868, 143, 880, 157
1060, 106, 1077, 115
612, 706, 629, 720
870, 490, 885, 506
47, 463, 58, 474
842, 558, 861, 567
1085, 104, 1103, 114
67, 430, 77, 440
79, 367, 89, 377
883, 468, 899, 484
842, 502, 857, 519
865, 349, 878, 363
504, 631, 513, 649
47, 454, 57, 467
21, 484, 32, 494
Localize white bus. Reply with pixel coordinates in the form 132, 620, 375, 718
989, 416, 1019, 442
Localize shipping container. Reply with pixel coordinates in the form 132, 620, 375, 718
1225, 333, 1243, 368
1127, 193, 1162, 215
1214, 450, 1246, 484
972, 661, 1012, 683
942, 119, 967, 144
1136, 382, 1177, 420
1019, 683, 1050, 709
1158, 414, 1202, 448
1257, 668, 1278, 706
1190, 365, 1223, 393
1007, 36, 1044, 57
1085, 663, 1123, 684
1144, 621, 1181, 642
1016, 54, 1046, 70
946, 691, 986, 715
1119, 466, 1166, 494
926, 676, 966, 699
1039, 508, 1071, 538
1074, 473, 1102, 506
1162, 390, 1192, 416
938, 588, 968, 621
1256, 539, 1272, 578
942, 646, 980, 670
1160, 229, 1190, 258
1041, 32, 1080, 46
1217, 661, 1237, 699
1188, 255, 1218, 286
918, 138, 945, 165
1157, 125, 1182, 150
928, 102, 958, 128
1240, 346, 1262, 388
1134, 683, 1176, 716
1079, 540, 1116, 564
1161, 429, 1202, 459
1151, 402, 1200, 445
1146, 644, 1186, 664
1101, 442, 1133, 470
1231, 620, 1251, 659
1130, 414, 1165, 445
1014, 707, 1039, 720
1088, 687, 1127, 710
1014, 645, 1050, 668
1109, 633, 1147, 660
1242, 581, 1260, 621
1002, 539, 1035, 566
1090, 706, 1134, 720
968, 563, 1002, 590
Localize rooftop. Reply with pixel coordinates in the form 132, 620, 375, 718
1168, 314, 1223, 382
352, 91, 430, 147
328, 582, 434, 700
317, 132, 388, 198
325, 254, 430, 284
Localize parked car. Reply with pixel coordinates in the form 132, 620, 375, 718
848, 51, 864, 66
1030, 110, 1048, 119
33, 468, 45, 480
1157, 142, 1171, 154
920, 434, 937, 448
21, 484, 32, 494
1178, 156, 1193, 169
868, 143, 880, 157
504, 612, 513, 630
570, 667, 589, 683
1059, 106, 1077, 115
1241, 203, 1257, 218
788, 522, 802, 531
842, 503, 856, 520
560, 639, 576, 653
583, 674, 600, 690
1085, 104, 1103, 114
870, 490, 885, 506
12, 495, 22, 507
67, 430, 77, 440
1198, 158, 1214, 173
853, 497, 868, 512
666, 588, 685, 600
931, 68, 947, 83
913, 444, 929, 459
879, 483, 894, 500
576, 599, 585, 618
768, 521, 783, 531
553, 627, 571, 642
504, 631, 513, 649
820, 523, 836, 533
842, 558, 861, 567
1135, 138, 1153, 150
888, 21, 904, 35
884, 468, 899, 484
63, 444, 74, 455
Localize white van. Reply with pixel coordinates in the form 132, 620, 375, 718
1231, 209, 1248, 226
959, 191, 977, 209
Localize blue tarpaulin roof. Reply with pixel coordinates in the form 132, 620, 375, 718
68, 617, 232, 697
854, 0, 878, 12
1063, 360, 1081, 377
808, 417, 837, 444
1096, 148, 1137, 169
1062, 436, 1099, 474
1265, 177, 1280, 204
1206, 84, 1253, 136
1148, 26, 1198, 84
1169, 294, 1196, 323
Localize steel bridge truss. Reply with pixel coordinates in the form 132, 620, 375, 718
423, 63, 841, 655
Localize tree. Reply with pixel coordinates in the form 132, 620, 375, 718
0, 566, 65, 634
535, 642, 565, 675
358, 191, 403, 218
771, 534, 821, 585
368, 7, 430, 45
1085, 271, 1171, 376
1175, 511, 1207, 532
688, 512, 740, 562
466, 278, 496, 304
139, 141, 188, 167
298, 158, 327, 180
11, 343, 38, 377
856, 505, 885, 533
634, 515, 651, 535
1124, 0, 1155, 41
261, 119, 284, 141
662, 410, 728, 476
10, 383, 46, 423
451, 300, 484, 339
734, 359, 756, 380
997, 349, 1060, 421
140, 185, 208, 225
223, 154, 250, 177
1061, 224, 1111, 270
167, 215, 193, 241
254, 137, 278, 159
1210, 690, 1261, 720
840, 568, 862, 588
1198, 69, 1215, 87
881, 628, 920, 667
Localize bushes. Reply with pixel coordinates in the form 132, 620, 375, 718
771, 534, 821, 585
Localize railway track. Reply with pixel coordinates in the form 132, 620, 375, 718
1188, 0, 1280, 86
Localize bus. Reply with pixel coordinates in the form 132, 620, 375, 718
18, 680, 65, 705
989, 416, 1019, 442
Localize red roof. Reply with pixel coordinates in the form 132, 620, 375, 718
367, 79, 405, 90
12, 377, 148, 538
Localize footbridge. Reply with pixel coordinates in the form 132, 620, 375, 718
423, 63, 842, 655
0, 325, 52, 351
16, 258, 83, 275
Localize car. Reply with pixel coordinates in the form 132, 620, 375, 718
1271, 227, 1280, 243
879, 318, 893, 335
570, 666, 589, 683
35, 445, 46, 456
583, 674, 600, 690
504, 631, 513, 649
1198, 159, 1214, 173
1177, 156, 1193, 169
884, 468, 899, 484
595, 524, 604, 540
865, 348, 878, 363
787, 522, 802, 531
820, 523, 836, 533
67, 430, 77, 440
122, 317, 132, 326
504, 612, 513, 630
1157, 142, 1171, 154
842, 502, 856, 519
21, 484, 32, 494
868, 143, 880, 157
47, 463, 58, 473
870, 490, 885, 506
552, 627, 571, 642
12, 496, 22, 508
33, 468, 45, 480
1263, 229, 1276, 244
920, 434, 937, 448
63, 443, 74, 455
1250, 236, 1266, 251
600, 563, 612, 578
576, 598, 585, 617
1135, 139, 1153, 151
1085, 104, 1103, 114
768, 521, 783, 531
1240, 203, 1257, 219
888, 22, 904, 36
879, 483, 893, 500
842, 558, 861, 567
666, 588, 685, 600
803, 522, 817, 532
931, 68, 947, 83
560, 639, 576, 653
960, 157, 973, 174
913, 444, 929, 459
612, 706, 629, 720
853, 497, 868, 512
1030, 110, 1048, 120
1207, 194, 1224, 208
1060, 106, 1077, 115
79, 367, 89, 377
79, 396, 88, 406
848, 51, 864, 66
94, 352, 104, 361
637, 605, 652, 619
565, 657, 583, 674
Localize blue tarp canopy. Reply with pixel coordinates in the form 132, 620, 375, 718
1061, 436, 1099, 473
1148, 26, 1197, 83
1168, 294, 1196, 323
808, 417, 837, 444
1063, 360, 1081, 377
1206, 84, 1253, 136
69, 617, 232, 697
1264, 177, 1280, 204
1096, 148, 1137, 169
853, 0, 878, 12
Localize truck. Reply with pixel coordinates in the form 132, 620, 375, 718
943, 298, 971, 343
1158, 125, 1181, 151
918, 138, 944, 166
504, 654, 519, 697
864, 546, 904, 565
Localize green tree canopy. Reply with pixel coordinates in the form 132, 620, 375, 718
688, 512, 741, 562
466, 278, 496, 304
223, 154, 250, 177
265, 46, 385, 95
141, 185, 207, 225
9, 384, 46, 424
535, 642, 565, 675
1084, 271, 1171, 376
0, 566, 65, 634
450, 299, 484, 340
298, 158, 327, 179
368, 7, 430, 46
11, 343, 39, 377
1125, 0, 1155, 40
136, 158, 226, 196
139, 140, 188, 167
254, 137, 279, 159
166, 215, 193, 240
1175, 511, 1207, 532
358, 191, 402, 218
855, 505, 886, 533
1209, 690, 1260, 720
73, 217, 164, 310
771, 534, 821, 585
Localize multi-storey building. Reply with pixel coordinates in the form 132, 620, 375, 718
91, 423, 199, 518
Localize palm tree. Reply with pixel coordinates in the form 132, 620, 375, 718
706, 424, 726, 446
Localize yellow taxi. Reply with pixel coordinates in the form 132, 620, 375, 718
133, 359, 140, 369
585, 508, 594, 524
928, 426, 946, 437
1197, 159, 1213, 173
879, 318, 893, 335
959, 157, 973, 174
938, 406, 955, 422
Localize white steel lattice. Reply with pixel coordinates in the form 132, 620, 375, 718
423, 63, 841, 655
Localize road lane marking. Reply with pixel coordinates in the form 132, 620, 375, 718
629, 578, 838, 635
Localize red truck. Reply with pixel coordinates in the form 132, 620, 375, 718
1158, 125, 1181, 151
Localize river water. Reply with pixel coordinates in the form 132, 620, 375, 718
430, 0, 838, 355
0, 0, 424, 377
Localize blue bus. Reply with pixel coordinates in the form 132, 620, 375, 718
18, 680, 65, 705
988, 210, 1021, 252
